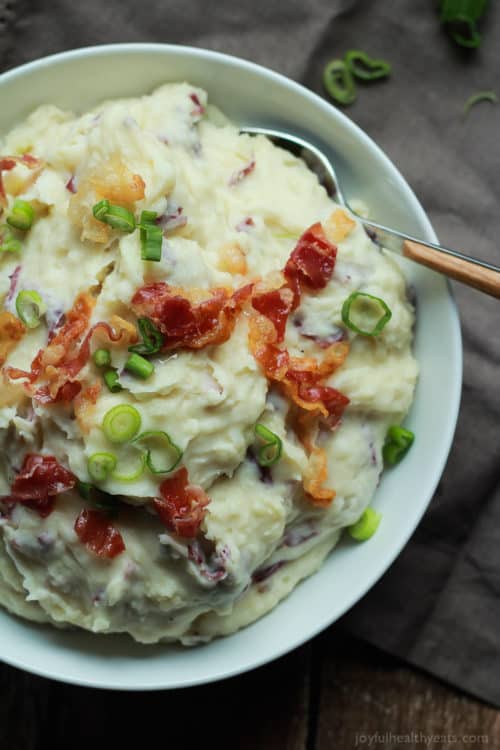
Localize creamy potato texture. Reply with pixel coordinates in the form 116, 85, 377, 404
0, 84, 417, 643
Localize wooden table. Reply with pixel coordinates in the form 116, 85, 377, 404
1, 627, 498, 749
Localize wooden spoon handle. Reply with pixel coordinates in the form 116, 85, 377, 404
403, 240, 500, 299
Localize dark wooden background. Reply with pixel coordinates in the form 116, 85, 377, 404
1, 627, 498, 749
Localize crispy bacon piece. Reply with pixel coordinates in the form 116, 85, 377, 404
303, 448, 335, 507
131, 282, 250, 351
74, 382, 102, 433
154, 467, 210, 538
34, 381, 82, 405
284, 222, 337, 292
0, 311, 25, 366
251, 286, 295, 342
5, 294, 129, 404
74, 509, 125, 559
0, 154, 43, 207
10, 454, 76, 517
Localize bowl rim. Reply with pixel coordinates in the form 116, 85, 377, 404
0, 42, 463, 690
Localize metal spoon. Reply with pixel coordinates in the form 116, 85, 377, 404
241, 126, 500, 299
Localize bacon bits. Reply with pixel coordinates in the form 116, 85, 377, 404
5, 293, 129, 405
10, 454, 76, 517
131, 282, 251, 351
284, 222, 337, 291
154, 467, 210, 538
74, 509, 125, 559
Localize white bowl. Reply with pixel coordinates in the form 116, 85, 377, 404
0, 43, 462, 690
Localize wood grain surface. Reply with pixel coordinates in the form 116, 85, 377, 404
1, 627, 498, 750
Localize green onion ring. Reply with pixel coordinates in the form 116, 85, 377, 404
348, 507, 381, 541
103, 370, 123, 393
128, 317, 164, 356
322, 59, 357, 106
344, 50, 391, 81
463, 89, 497, 115
15, 290, 47, 329
92, 200, 136, 233
93, 348, 111, 368
111, 451, 147, 482
124, 353, 155, 379
382, 425, 415, 465
134, 431, 183, 474
88, 452, 117, 482
0, 224, 22, 253
341, 291, 392, 336
7, 200, 35, 231
254, 423, 283, 467
102, 404, 142, 444
139, 210, 163, 262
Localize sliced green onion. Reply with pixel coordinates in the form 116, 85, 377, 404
128, 317, 164, 355
322, 59, 357, 106
139, 211, 162, 262
76, 479, 93, 500
440, 0, 488, 48
93, 348, 111, 368
134, 431, 183, 474
125, 352, 154, 379
140, 210, 158, 225
383, 425, 415, 465
6, 200, 35, 231
103, 369, 123, 393
344, 50, 391, 80
0, 224, 22, 253
88, 452, 117, 482
102, 404, 141, 444
463, 89, 497, 115
15, 290, 47, 329
92, 200, 136, 233
341, 291, 392, 336
111, 450, 147, 482
348, 507, 381, 541
254, 423, 283, 467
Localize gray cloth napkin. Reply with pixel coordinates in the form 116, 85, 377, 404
2, 0, 499, 707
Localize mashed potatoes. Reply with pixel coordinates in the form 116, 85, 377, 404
0, 84, 417, 643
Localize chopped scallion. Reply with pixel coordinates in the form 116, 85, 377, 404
93, 348, 111, 368
88, 452, 117, 482
463, 89, 497, 115
134, 430, 183, 474
254, 423, 283, 467
0, 224, 22, 253
322, 59, 357, 106
341, 291, 392, 336
92, 200, 136, 233
383, 425, 415, 465
111, 451, 147, 482
345, 50, 391, 80
15, 290, 47, 329
103, 369, 123, 393
125, 352, 154, 379
102, 404, 141, 444
128, 317, 164, 355
6, 200, 35, 231
348, 507, 381, 541
440, 0, 488, 48
139, 210, 162, 262
76, 480, 93, 500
